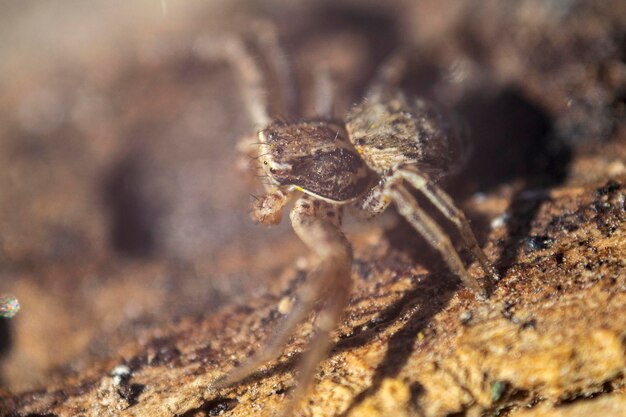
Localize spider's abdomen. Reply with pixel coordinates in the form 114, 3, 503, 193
260, 121, 372, 202
345, 91, 469, 179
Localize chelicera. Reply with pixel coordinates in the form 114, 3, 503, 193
197, 24, 498, 416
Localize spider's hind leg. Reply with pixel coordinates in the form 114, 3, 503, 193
212, 263, 328, 389
396, 166, 499, 285
195, 32, 271, 128
365, 47, 409, 99
356, 176, 488, 297
247, 19, 298, 119
312, 64, 337, 119
387, 182, 487, 298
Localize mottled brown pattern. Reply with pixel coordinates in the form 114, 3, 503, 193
205, 18, 498, 414
261, 121, 372, 201
2, 1, 626, 417
346, 91, 467, 178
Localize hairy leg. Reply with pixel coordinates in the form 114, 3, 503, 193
279, 278, 351, 417
397, 166, 498, 283
353, 180, 392, 219
195, 33, 271, 128
282, 196, 352, 414
212, 266, 329, 389
248, 19, 298, 119
213, 196, 353, 406
387, 183, 485, 297
365, 47, 409, 99
312, 64, 337, 119
356, 178, 485, 297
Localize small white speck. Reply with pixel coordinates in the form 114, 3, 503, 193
491, 213, 510, 229
111, 364, 131, 377
277, 296, 294, 315
295, 256, 309, 270
111, 364, 131, 385
459, 310, 472, 323
472, 192, 487, 203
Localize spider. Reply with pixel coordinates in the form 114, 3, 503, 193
197, 24, 498, 416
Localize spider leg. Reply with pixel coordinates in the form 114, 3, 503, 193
248, 19, 298, 119
279, 280, 351, 417
366, 47, 409, 99
235, 134, 261, 176
214, 196, 352, 404
387, 183, 486, 297
396, 166, 499, 284
212, 269, 327, 389
282, 196, 352, 414
195, 34, 271, 128
312, 64, 337, 119
353, 180, 392, 219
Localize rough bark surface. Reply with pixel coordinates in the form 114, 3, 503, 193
1, 1, 625, 416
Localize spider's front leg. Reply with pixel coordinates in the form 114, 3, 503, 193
280, 195, 352, 416
214, 195, 353, 416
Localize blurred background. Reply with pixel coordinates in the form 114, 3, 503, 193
0, 0, 624, 397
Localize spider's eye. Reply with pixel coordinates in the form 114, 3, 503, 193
263, 161, 268, 165
355, 139, 365, 146
269, 168, 277, 174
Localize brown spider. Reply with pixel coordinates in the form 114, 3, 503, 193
197, 24, 498, 416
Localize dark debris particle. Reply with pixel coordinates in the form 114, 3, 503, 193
353, 259, 374, 281
149, 345, 182, 366
21, 415, 58, 417
259, 308, 282, 327
146, 337, 182, 367
117, 383, 145, 406
501, 301, 518, 322
525, 235, 554, 251
126, 354, 148, 372
595, 179, 621, 197
554, 252, 565, 265
548, 211, 584, 233
178, 397, 238, 417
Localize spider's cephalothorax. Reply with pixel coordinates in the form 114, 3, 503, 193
198, 26, 498, 417
259, 121, 372, 202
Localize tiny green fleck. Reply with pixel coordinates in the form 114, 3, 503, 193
490, 380, 506, 402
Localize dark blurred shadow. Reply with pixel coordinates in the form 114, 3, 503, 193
102, 148, 160, 258
0, 318, 13, 386
337, 273, 455, 417
454, 88, 569, 193
285, 3, 401, 102
454, 88, 571, 276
